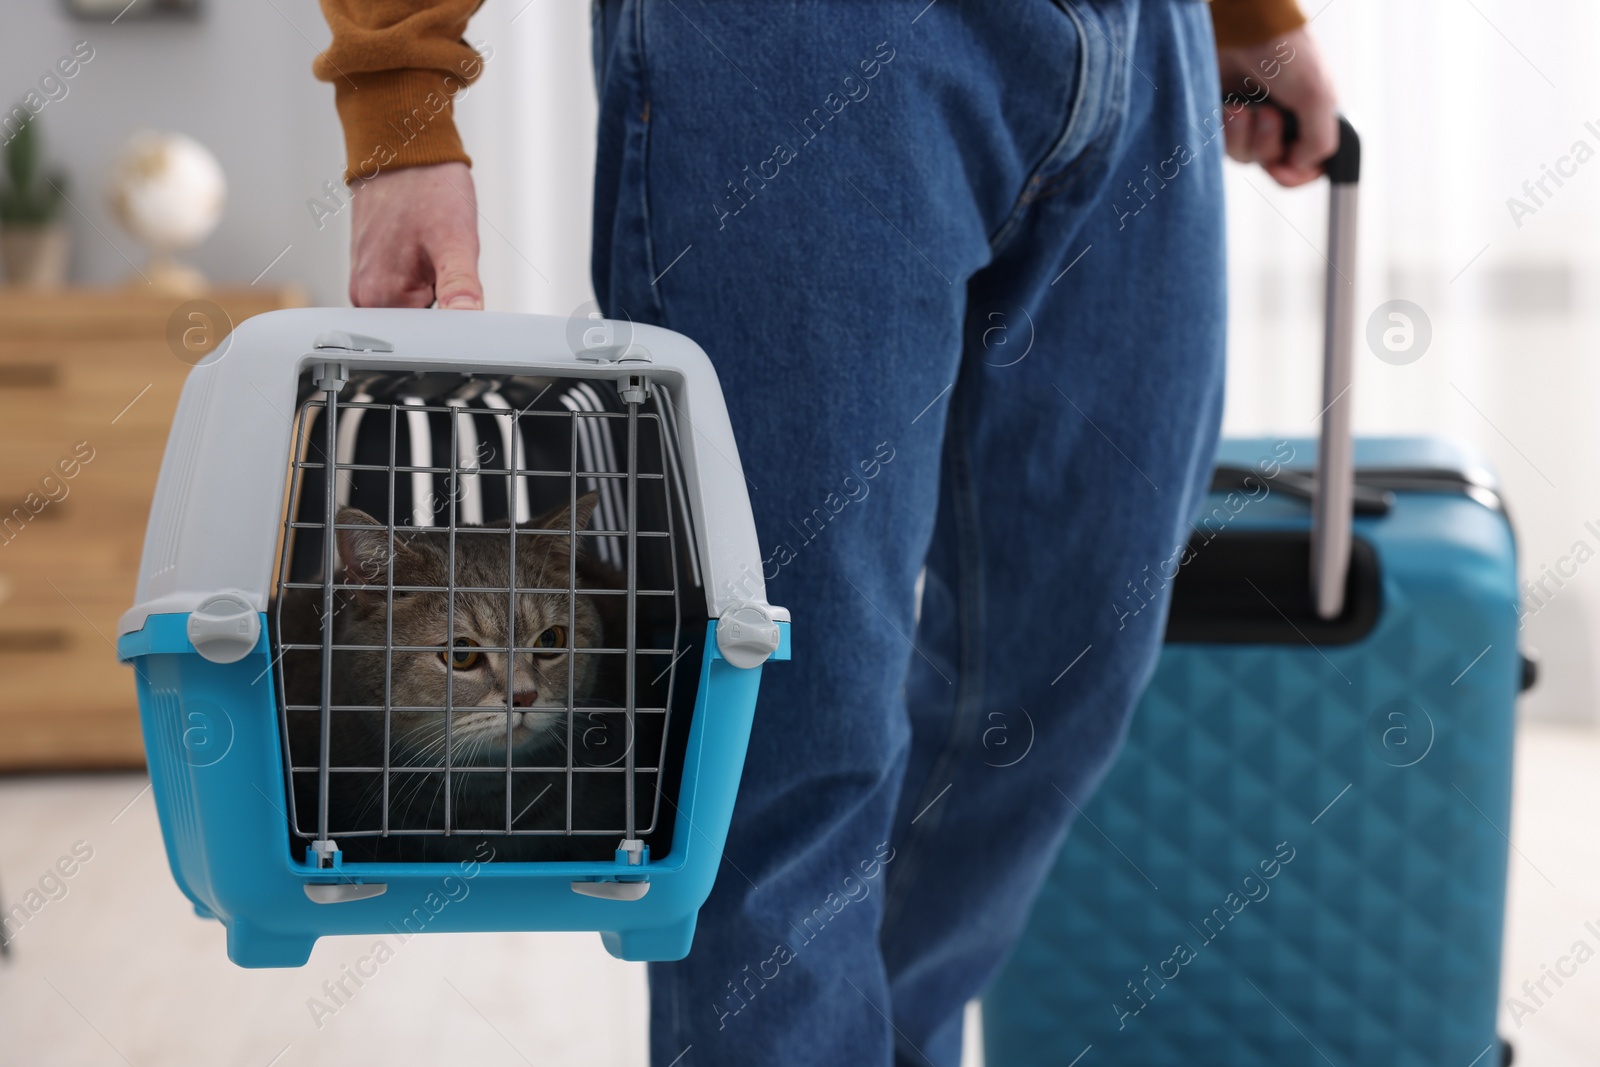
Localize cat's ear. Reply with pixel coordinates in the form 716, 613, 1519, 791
334, 507, 434, 588
538, 491, 601, 534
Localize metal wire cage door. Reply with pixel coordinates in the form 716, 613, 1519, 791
273, 369, 695, 866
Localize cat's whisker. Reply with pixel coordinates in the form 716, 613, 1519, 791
349, 775, 388, 829
402, 769, 446, 831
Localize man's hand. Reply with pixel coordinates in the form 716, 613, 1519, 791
349, 162, 483, 309
1218, 27, 1338, 188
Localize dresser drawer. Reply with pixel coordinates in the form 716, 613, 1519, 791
0, 570, 144, 769
0, 287, 302, 769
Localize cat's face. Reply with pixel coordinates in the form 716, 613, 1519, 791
332, 494, 604, 765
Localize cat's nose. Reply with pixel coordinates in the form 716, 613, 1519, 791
512, 690, 539, 708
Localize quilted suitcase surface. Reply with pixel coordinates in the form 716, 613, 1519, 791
982, 434, 1522, 1067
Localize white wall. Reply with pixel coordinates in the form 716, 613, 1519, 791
453, 0, 599, 318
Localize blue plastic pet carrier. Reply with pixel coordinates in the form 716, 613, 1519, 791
116, 309, 789, 967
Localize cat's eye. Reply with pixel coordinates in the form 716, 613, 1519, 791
533, 626, 568, 658
441, 637, 483, 670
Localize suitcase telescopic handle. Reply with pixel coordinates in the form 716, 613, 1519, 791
1239, 101, 1362, 618
1310, 113, 1360, 620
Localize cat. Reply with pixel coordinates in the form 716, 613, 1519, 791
278, 491, 631, 862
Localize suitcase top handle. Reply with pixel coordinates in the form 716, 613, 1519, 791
1246, 102, 1362, 618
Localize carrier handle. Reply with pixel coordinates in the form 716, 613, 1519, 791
1232, 99, 1361, 618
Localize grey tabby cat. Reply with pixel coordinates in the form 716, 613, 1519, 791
279, 491, 627, 862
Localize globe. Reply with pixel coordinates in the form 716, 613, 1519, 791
108, 130, 225, 293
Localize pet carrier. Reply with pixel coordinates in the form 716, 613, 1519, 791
116, 308, 789, 968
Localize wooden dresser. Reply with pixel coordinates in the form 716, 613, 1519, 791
0, 286, 305, 770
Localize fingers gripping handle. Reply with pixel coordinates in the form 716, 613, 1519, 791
1246, 102, 1360, 185
1311, 116, 1360, 619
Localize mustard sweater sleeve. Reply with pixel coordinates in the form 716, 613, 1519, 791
313, 0, 486, 182
1210, 0, 1307, 48
312, 0, 1305, 181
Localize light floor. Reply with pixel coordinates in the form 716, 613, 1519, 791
0, 721, 1595, 1067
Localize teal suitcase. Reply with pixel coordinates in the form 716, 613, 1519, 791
983, 117, 1527, 1066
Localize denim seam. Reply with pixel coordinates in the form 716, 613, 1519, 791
1044, 0, 1143, 204
632, 0, 666, 321
1028, 125, 1113, 203
879, 372, 985, 947
986, 0, 1094, 253
590, 0, 606, 98
1031, 28, 1129, 203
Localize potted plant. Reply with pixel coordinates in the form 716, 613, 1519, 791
0, 115, 70, 288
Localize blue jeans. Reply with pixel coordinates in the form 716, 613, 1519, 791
591, 1, 1226, 1063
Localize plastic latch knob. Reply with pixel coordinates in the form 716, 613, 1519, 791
570, 880, 650, 901
312, 330, 393, 353
716, 602, 781, 669
305, 883, 387, 904
576, 344, 652, 364
186, 594, 261, 664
